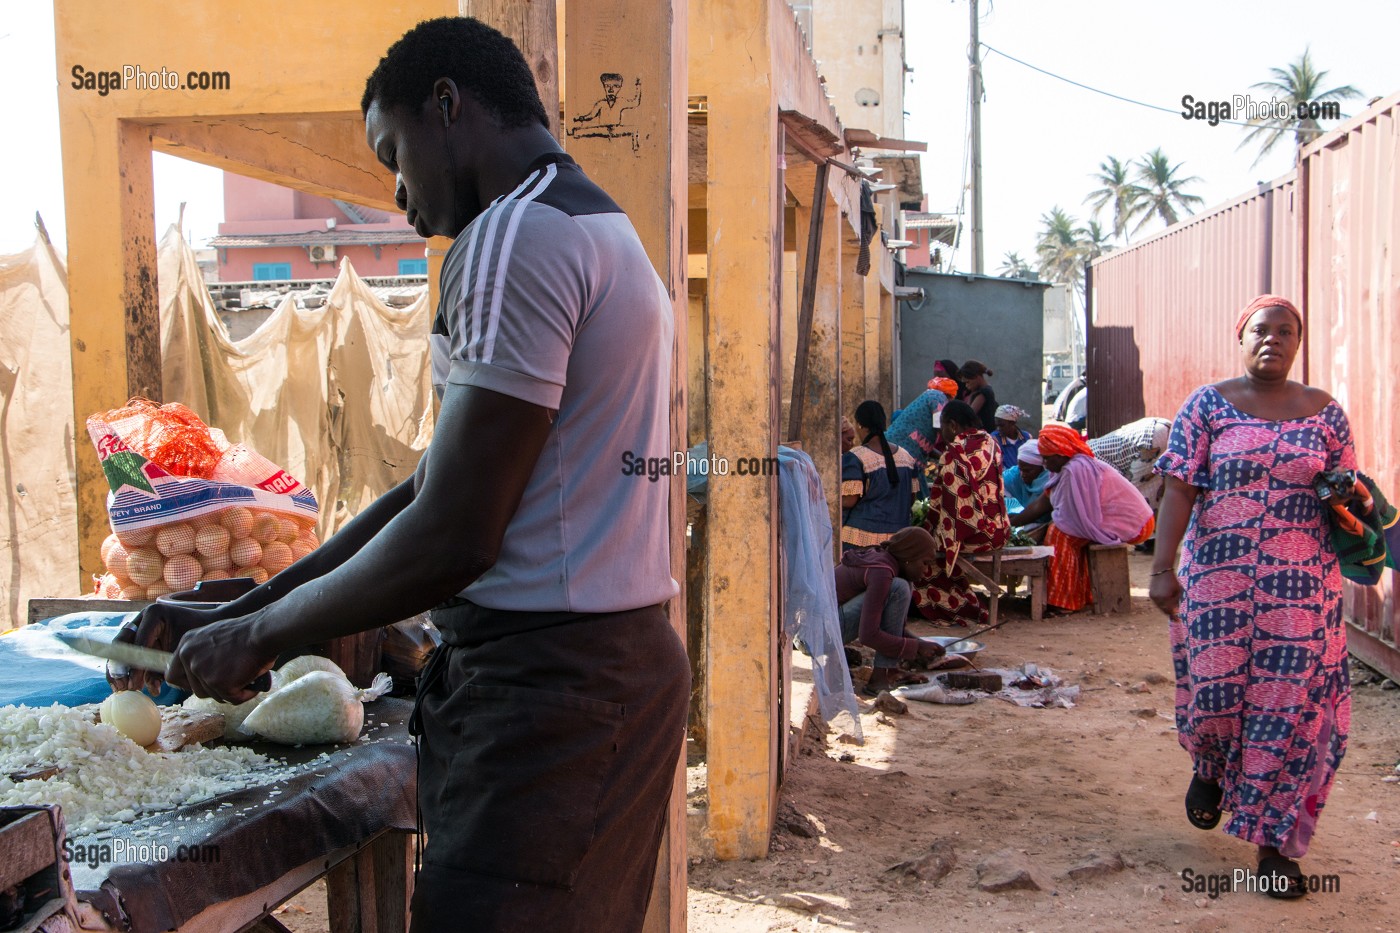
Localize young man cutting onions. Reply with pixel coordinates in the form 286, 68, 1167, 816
113, 17, 688, 932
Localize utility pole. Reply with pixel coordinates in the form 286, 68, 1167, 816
968, 0, 984, 274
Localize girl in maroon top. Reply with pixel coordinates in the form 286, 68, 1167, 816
836, 526, 946, 694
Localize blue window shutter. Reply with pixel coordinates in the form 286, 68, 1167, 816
252, 262, 291, 281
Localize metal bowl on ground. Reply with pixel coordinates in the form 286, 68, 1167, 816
919, 635, 985, 657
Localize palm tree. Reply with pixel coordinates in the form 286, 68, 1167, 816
1080, 219, 1112, 262
1129, 149, 1204, 235
1035, 207, 1087, 294
997, 251, 1034, 279
1085, 156, 1139, 244
1239, 48, 1361, 165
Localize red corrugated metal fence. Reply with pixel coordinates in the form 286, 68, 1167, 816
1089, 92, 1400, 680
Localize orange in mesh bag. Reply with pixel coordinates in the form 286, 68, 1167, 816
96, 398, 226, 479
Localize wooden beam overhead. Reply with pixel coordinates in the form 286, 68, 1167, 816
779, 109, 844, 163
150, 114, 398, 212
844, 127, 928, 152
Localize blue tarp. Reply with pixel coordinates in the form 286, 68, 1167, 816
0, 612, 186, 707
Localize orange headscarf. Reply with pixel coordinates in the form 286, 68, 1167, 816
1037, 422, 1094, 459
1235, 294, 1303, 340
926, 376, 959, 396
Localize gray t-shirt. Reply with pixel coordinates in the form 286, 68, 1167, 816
432, 153, 678, 613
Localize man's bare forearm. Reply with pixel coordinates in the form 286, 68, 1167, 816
245, 492, 495, 656
242, 384, 551, 658
209, 474, 417, 621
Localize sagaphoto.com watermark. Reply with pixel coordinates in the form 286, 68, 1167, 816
620, 449, 780, 483
71, 64, 231, 97
1180, 866, 1340, 899
1181, 93, 1342, 127
63, 835, 221, 869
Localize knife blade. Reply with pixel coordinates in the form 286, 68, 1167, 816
56, 633, 272, 693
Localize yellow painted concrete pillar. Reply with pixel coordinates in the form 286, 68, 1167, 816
691, 0, 781, 861
564, 0, 689, 925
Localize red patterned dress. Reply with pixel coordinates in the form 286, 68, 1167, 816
1157, 386, 1356, 857
911, 430, 1011, 623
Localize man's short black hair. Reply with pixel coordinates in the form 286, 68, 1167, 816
361, 17, 549, 129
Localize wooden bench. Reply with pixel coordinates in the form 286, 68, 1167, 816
957, 545, 1053, 625
1088, 544, 1132, 614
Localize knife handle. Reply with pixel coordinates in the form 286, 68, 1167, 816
248, 672, 273, 694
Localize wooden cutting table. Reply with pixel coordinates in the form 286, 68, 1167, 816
2, 700, 417, 933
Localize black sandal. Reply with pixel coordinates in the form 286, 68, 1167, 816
1257, 855, 1307, 899
1185, 774, 1223, 830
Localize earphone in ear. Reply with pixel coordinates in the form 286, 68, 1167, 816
439, 96, 450, 128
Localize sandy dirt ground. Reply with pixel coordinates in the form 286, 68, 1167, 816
684, 551, 1400, 933
273, 552, 1400, 932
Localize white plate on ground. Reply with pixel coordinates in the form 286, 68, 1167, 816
920, 635, 985, 657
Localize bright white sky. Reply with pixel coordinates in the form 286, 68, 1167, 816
2, 1, 1397, 260
904, 0, 1398, 272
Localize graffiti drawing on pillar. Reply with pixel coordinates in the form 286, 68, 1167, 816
568, 73, 642, 153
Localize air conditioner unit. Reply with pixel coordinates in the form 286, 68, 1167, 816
308, 244, 337, 263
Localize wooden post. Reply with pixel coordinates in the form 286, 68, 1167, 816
879, 285, 895, 408
787, 161, 831, 445
60, 116, 162, 583
800, 183, 840, 546
564, 0, 689, 926
460, 0, 560, 138
425, 236, 453, 330
863, 261, 881, 404
691, 0, 781, 862
326, 832, 413, 933
840, 213, 865, 434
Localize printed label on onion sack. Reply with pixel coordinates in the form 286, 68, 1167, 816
87, 421, 318, 534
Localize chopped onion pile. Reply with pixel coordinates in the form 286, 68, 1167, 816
0, 704, 294, 836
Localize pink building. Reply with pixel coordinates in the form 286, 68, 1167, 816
901, 207, 958, 271
211, 173, 425, 281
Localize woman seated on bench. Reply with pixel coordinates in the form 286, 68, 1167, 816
910, 400, 1011, 624
1010, 422, 1154, 612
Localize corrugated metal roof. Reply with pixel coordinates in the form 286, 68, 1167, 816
904, 212, 958, 246
210, 229, 424, 248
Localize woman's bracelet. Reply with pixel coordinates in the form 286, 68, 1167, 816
1149, 568, 1174, 577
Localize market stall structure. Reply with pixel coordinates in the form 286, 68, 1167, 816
41, 0, 916, 928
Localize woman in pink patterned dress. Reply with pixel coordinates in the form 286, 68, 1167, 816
1151, 295, 1356, 898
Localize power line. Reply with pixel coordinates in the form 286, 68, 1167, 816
979, 42, 1300, 130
